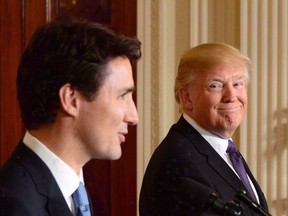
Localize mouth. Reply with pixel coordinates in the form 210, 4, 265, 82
119, 132, 128, 142
218, 105, 242, 112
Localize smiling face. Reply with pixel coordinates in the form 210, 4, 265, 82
76, 56, 138, 160
182, 65, 248, 138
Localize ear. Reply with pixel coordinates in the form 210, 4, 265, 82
179, 87, 193, 111
59, 84, 79, 117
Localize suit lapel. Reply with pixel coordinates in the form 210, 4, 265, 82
12, 142, 73, 216
242, 158, 268, 209
176, 117, 247, 193
35, 174, 73, 216
46, 198, 73, 216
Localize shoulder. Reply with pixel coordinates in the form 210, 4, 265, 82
0, 164, 48, 215
0, 143, 57, 215
0, 141, 54, 200
0, 146, 43, 201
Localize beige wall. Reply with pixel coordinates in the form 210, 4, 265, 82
137, 0, 288, 215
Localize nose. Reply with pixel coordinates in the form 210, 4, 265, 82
222, 84, 236, 103
126, 99, 139, 125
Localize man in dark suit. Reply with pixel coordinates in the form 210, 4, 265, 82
139, 43, 268, 216
0, 17, 141, 215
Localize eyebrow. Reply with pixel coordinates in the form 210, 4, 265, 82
208, 75, 245, 82
206, 77, 224, 83
124, 86, 136, 93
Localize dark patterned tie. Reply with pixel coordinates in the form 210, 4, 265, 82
72, 182, 91, 216
226, 140, 257, 201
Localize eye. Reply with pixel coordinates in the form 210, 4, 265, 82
119, 92, 127, 100
207, 82, 223, 92
233, 81, 244, 88
118, 88, 135, 100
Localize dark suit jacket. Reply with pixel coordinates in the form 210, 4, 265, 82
139, 116, 268, 216
0, 141, 93, 216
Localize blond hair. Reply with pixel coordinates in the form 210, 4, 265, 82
174, 43, 252, 112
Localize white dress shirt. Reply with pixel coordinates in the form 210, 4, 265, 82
183, 113, 259, 202
23, 131, 84, 215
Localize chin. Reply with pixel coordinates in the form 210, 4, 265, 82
93, 149, 122, 160
110, 155, 122, 160
109, 150, 122, 160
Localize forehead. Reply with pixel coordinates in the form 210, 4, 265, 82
99, 57, 134, 89
199, 65, 246, 81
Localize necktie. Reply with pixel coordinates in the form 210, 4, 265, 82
72, 182, 91, 216
226, 140, 257, 201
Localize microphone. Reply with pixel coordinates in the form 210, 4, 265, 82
178, 178, 244, 216
235, 190, 272, 216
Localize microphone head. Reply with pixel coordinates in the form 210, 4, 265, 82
177, 178, 245, 216
177, 178, 214, 210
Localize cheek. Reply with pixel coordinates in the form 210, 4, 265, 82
239, 90, 248, 102
239, 95, 248, 112
244, 96, 248, 107
105, 105, 124, 126
198, 94, 220, 108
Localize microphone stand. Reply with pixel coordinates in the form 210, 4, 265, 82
206, 192, 245, 216
235, 190, 272, 216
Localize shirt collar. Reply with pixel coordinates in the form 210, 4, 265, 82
23, 131, 83, 199
183, 113, 230, 156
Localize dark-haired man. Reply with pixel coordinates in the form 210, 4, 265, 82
0, 17, 141, 216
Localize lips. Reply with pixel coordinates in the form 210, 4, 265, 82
217, 105, 242, 112
119, 132, 127, 142
119, 125, 128, 142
